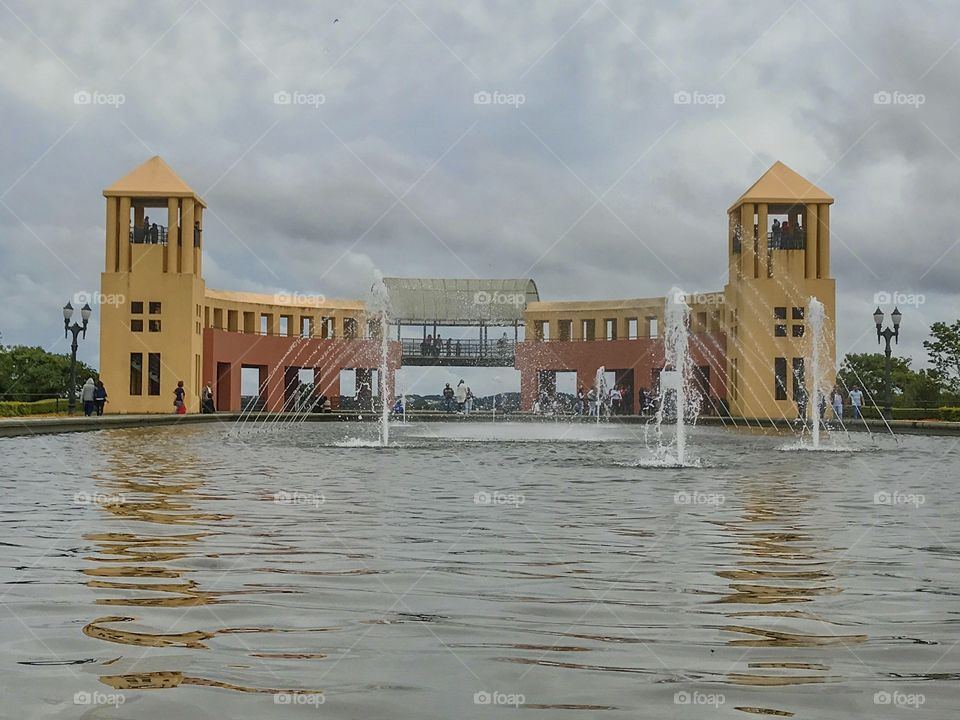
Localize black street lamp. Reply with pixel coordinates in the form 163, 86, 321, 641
63, 301, 92, 414
874, 306, 902, 418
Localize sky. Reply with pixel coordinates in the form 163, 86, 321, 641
1, 0, 958, 396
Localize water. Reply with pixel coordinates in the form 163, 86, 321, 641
370, 273, 392, 447
651, 289, 701, 467
807, 297, 827, 450
2, 423, 958, 718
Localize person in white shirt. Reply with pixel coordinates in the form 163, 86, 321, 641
455, 380, 468, 412
831, 387, 844, 420
849, 387, 863, 419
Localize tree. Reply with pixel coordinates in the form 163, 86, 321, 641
924, 320, 960, 396
836, 353, 915, 407
0, 346, 98, 402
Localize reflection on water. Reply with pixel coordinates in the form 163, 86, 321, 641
0, 423, 957, 718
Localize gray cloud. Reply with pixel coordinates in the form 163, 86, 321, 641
1, 0, 958, 386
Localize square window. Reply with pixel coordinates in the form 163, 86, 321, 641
130, 319, 143, 332
792, 324, 805, 337
131, 301, 143, 314
148, 319, 161, 332
792, 306, 804, 320
774, 306, 787, 320
775, 324, 787, 337
149, 301, 162, 314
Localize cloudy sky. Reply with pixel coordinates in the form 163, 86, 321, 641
1, 0, 957, 395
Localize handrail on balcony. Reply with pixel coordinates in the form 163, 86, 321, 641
130, 223, 169, 245
768, 227, 805, 250
401, 337, 515, 359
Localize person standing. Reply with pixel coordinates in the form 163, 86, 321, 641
93, 381, 108, 416
174, 380, 186, 414
610, 385, 622, 415
80, 378, 96, 417
831, 386, 844, 420
455, 379, 467, 412
465, 386, 474, 414
849, 386, 863, 419
442, 383, 455, 412
201, 381, 215, 413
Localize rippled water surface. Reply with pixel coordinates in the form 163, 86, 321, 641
1, 421, 958, 718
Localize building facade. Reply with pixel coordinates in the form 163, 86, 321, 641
98, 157, 834, 418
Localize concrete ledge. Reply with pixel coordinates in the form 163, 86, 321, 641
3, 411, 959, 438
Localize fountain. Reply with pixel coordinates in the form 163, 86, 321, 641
807, 297, 827, 450
595, 366, 607, 424
650, 288, 701, 466
370, 273, 392, 447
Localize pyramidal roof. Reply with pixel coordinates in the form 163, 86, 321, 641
103, 156, 205, 205
729, 161, 833, 212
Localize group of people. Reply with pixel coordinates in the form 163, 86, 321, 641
770, 218, 804, 245
442, 380, 475, 413
827, 385, 864, 420
79, 378, 108, 416
573, 384, 633, 416
421, 334, 460, 357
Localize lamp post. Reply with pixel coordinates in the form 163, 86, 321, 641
63, 301, 92, 414
873, 306, 902, 418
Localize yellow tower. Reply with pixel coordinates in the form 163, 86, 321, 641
100, 157, 207, 413
723, 161, 836, 420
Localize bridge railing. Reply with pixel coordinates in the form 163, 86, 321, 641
401, 337, 515, 360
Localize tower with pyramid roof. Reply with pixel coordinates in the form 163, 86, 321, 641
723, 161, 836, 420
100, 156, 207, 413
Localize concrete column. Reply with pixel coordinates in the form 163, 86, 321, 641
739, 203, 753, 279
118, 196, 131, 272
757, 203, 768, 279
519, 368, 538, 411
180, 198, 195, 275
194, 206, 202, 277
105, 197, 118, 272
265, 365, 285, 412
314, 367, 341, 410
805, 204, 818, 279
166, 198, 179, 273
817, 204, 830, 278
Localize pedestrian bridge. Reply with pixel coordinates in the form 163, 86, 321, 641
399, 338, 516, 367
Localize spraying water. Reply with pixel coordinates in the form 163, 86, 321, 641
650, 288, 701, 466
807, 296, 827, 450
595, 366, 607, 424
370, 273, 392, 447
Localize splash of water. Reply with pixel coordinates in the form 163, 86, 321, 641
807, 296, 828, 450
650, 288, 702, 466
370, 272, 392, 447
595, 366, 607, 424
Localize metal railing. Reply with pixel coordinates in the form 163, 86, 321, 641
130, 223, 169, 245
401, 337, 516, 359
768, 227, 805, 250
